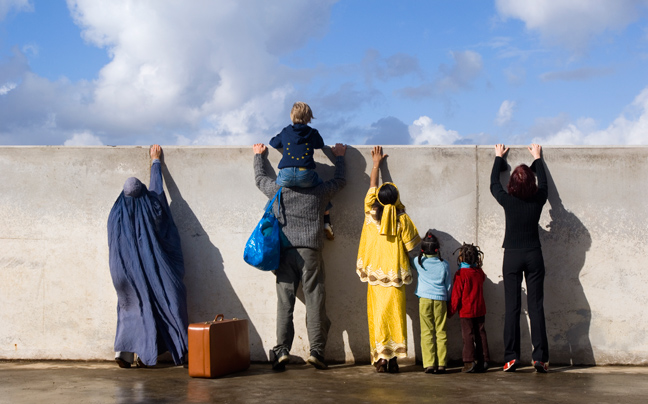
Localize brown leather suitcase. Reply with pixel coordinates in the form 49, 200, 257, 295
188, 314, 250, 378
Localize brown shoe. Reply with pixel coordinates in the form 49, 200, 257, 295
462, 361, 476, 373
374, 359, 388, 373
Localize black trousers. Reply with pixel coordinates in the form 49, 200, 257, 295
503, 247, 549, 363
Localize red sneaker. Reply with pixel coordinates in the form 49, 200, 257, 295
534, 361, 548, 373
503, 359, 517, 372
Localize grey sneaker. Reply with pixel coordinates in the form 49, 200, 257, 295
306, 352, 328, 370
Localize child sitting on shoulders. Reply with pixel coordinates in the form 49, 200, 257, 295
449, 243, 491, 373
269, 101, 334, 240
411, 230, 452, 374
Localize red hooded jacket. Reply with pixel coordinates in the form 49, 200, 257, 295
449, 266, 487, 318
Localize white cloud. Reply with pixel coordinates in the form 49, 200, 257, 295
0, 0, 32, 20
409, 116, 461, 145
531, 86, 648, 145
496, 100, 516, 126
0, 81, 16, 95
63, 131, 104, 146
496, 0, 648, 52
0, 1, 337, 144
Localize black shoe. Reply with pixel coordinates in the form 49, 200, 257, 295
271, 349, 289, 371
115, 358, 131, 369
534, 361, 548, 373
436, 366, 446, 374
388, 357, 399, 373
135, 358, 149, 368
306, 351, 328, 370
424, 366, 436, 374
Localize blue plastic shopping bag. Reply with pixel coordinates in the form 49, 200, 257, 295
243, 188, 282, 271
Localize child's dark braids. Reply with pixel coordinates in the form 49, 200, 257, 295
454, 242, 484, 268
418, 229, 443, 266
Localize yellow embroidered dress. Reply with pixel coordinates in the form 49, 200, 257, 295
356, 185, 420, 364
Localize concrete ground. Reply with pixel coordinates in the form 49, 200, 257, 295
1, 361, 647, 404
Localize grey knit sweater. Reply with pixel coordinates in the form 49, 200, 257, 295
254, 154, 346, 251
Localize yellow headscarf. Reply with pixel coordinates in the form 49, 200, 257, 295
376, 182, 405, 236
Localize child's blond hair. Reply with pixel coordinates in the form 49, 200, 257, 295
290, 102, 314, 124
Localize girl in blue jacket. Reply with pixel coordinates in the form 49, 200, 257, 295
411, 230, 452, 374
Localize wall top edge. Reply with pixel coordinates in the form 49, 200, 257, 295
1, 145, 647, 150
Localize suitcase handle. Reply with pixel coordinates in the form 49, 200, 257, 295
214, 314, 225, 322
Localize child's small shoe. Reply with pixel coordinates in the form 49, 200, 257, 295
462, 361, 476, 373
324, 223, 335, 240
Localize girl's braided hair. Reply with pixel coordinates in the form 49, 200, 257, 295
454, 242, 484, 268
418, 229, 442, 266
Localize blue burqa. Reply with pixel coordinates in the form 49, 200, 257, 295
107, 161, 188, 366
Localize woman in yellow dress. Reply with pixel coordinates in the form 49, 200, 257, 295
356, 146, 421, 373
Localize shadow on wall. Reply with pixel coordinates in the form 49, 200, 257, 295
161, 164, 266, 360
541, 164, 594, 365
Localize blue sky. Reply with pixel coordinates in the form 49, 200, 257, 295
1, 0, 647, 146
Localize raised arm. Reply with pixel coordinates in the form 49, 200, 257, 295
320, 143, 347, 197
370, 146, 387, 189
253, 143, 281, 198
149, 144, 164, 195
490, 144, 509, 205
528, 144, 548, 202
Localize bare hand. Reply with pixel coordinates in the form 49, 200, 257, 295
150, 144, 162, 159
253, 143, 267, 155
331, 143, 347, 157
494, 144, 509, 158
528, 143, 542, 159
371, 146, 388, 166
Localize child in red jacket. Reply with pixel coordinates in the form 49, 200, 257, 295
449, 243, 491, 373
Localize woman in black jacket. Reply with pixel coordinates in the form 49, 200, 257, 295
490, 143, 549, 373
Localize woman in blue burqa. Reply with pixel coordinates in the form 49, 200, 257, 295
108, 144, 188, 368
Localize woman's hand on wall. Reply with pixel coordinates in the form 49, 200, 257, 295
528, 143, 542, 160
495, 144, 509, 158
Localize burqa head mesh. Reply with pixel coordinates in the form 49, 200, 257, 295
123, 177, 144, 197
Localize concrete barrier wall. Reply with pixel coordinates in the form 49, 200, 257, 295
1, 146, 647, 365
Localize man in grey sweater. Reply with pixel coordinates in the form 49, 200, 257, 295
253, 142, 347, 370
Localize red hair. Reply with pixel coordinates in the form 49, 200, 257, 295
507, 164, 537, 199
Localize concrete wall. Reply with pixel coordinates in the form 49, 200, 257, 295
1, 146, 647, 365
